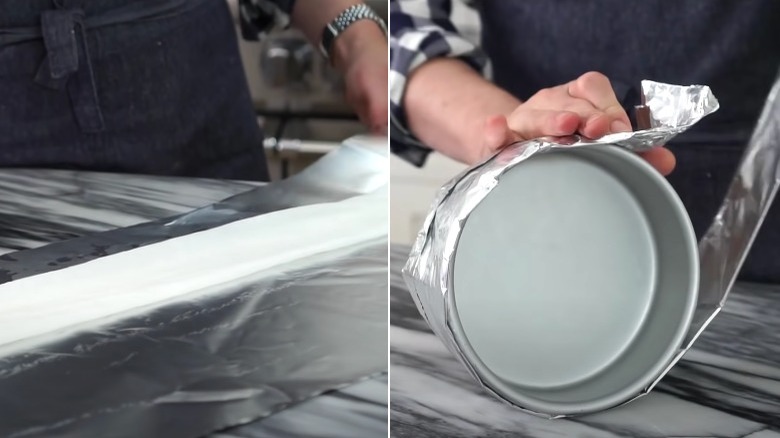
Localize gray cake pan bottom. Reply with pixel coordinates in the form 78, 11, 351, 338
450, 145, 699, 416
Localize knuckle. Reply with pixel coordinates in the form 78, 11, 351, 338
575, 71, 610, 91
534, 87, 554, 100
507, 105, 523, 119
563, 100, 588, 114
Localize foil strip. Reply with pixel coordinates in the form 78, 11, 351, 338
0, 136, 387, 283
690, 73, 780, 345
401, 79, 764, 418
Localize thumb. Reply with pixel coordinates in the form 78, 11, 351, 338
638, 146, 677, 176
482, 115, 520, 154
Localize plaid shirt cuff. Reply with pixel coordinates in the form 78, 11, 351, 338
390, 1, 489, 167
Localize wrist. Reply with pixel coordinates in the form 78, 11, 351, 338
331, 19, 386, 71
406, 58, 521, 163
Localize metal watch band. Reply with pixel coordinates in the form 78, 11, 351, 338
319, 4, 387, 60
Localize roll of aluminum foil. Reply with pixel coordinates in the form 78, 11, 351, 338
0, 137, 389, 437
402, 77, 780, 417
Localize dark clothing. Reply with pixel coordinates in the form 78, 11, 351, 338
0, 0, 290, 181
478, 1, 780, 149
390, 0, 780, 282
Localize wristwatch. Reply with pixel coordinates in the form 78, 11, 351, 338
319, 4, 387, 60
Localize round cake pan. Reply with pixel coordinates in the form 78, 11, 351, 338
448, 145, 699, 416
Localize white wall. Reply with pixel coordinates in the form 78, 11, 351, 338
390, 154, 468, 245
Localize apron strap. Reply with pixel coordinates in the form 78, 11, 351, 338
0, 0, 212, 134
37, 9, 80, 84
34, 7, 105, 133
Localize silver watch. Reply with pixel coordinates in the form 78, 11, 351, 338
319, 4, 387, 60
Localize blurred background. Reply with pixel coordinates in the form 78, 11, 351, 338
226, 0, 387, 180
225, 0, 478, 246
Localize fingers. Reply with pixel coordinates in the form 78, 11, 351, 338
485, 72, 676, 176
347, 87, 387, 136
564, 72, 631, 138
487, 111, 677, 176
372, 100, 388, 135
340, 51, 388, 135
506, 108, 580, 140
481, 109, 580, 160
523, 73, 631, 140
555, 98, 614, 139
567, 72, 631, 131
365, 98, 388, 135
638, 146, 676, 175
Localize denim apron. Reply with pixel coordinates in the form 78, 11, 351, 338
0, 0, 270, 181
477, 0, 780, 282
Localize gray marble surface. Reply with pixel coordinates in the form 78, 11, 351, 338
0, 168, 386, 438
0, 169, 258, 254
390, 246, 780, 438
214, 373, 388, 438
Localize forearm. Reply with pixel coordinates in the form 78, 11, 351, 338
405, 58, 521, 164
289, 1, 385, 72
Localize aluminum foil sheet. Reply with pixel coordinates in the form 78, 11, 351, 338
401, 78, 780, 418
216, 373, 388, 438
0, 240, 388, 438
691, 73, 780, 344
0, 137, 388, 437
0, 136, 387, 283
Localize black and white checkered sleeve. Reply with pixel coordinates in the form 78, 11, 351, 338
239, 0, 296, 40
390, 0, 489, 166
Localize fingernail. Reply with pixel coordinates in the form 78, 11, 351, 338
610, 120, 632, 133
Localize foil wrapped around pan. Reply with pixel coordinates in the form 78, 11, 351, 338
402, 78, 780, 417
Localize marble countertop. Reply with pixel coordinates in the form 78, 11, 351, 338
0, 169, 259, 254
0, 169, 386, 437
390, 246, 780, 438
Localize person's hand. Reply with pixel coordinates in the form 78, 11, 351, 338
481, 72, 676, 175
332, 21, 388, 135
341, 42, 388, 135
